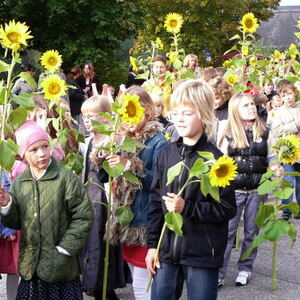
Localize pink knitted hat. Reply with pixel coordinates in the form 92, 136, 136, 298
15, 120, 49, 158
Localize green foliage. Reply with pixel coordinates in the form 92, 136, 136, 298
120, 136, 146, 153
0, 139, 19, 170
166, 161, 184, 186
60, 152, 83, 175
123, 171, 139, 184
165, 211, 183, 236
116, 206, 134, 226
102, 161, 124, 178
8, 107, 28, 129
12, 93, 35, 110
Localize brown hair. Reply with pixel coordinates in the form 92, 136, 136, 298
215, 67, 227, 78
211, 78, 233, 103
276, 79, 297, 95
153, 55, 167, 65
199, 67, 217, 83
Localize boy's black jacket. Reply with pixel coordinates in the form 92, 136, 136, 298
147, 134, 237, 268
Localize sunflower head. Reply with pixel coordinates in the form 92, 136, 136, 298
41, 50, 62, 72
0, 20, 32, 52
119, 93, 145, 125
155, 37, 164, 50
240, 13, 259, 33
129, 56, 138, 72
274, 50, 284, 60
164, 13, 184, 34
274, 135, 300, 164
225, 74, 238, 86
209, 156, 238, 188
41, 74, 67, 102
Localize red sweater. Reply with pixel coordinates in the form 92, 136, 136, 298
122, 244, 147, 268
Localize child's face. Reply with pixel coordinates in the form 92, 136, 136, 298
272, 96, 283, 108
171, 104, 204, 142
214, 93, 226, 109
82, 112, 107, 133
264, 83, 274, 94
153, 61, 167, 76
24, 140, 51, 171
60, 103, 71, 120
155, 103, 163, 117
281, 89, 296, 108
238, 97, 257, 122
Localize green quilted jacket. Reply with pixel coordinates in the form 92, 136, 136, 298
1, 159, 94, 282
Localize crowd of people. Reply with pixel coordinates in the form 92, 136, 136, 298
0, 52, 299, 300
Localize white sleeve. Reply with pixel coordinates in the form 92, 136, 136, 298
0, 196, 12, 216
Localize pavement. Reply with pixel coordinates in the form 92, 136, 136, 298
1, 219, 300, 300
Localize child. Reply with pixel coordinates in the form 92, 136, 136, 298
211, 78, 233, 121
150, 93, 171, 128
217, 93, 275, 287
271, 80, 300, 219
104, 85, 168, 300
146, 80, 236, 300
0, 120, 93, 300
80, 95, 124, 300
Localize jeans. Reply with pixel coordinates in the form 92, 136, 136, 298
151, 263, 218, 300
219, 191, 266, 280
282, 163, 300, 212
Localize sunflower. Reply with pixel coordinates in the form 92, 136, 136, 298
274, 50, 284, 60
209, 156, 238, 188
41, 74, 67, 102
274, 135, 300, 164
223, 60, 231, 68
249, 57, 257, 66
119, 93, 145, 125
164, 13, 184, 34
240, 13, 259, 33
155, 37, 164, 50
41, 50, 62, 72
168, 51, 179, 63
225, 74, 238, 86
129, 56, 138, 72
0, 20, 32, 52
288, 43, 298, 59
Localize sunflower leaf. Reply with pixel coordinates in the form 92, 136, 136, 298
284, 172, 300, 177
257, 179, 279, 195
208, 185, 220, 202
120, 136, 146, 153
8, 106, 28, 129
288, 223, 297, 248
0, 139, 18, 170
11, 93, 35, 110
278, 202, 300, 216
167, 161, 184, 186
165, 211, 183, 236
0, 60, 9, 73
102, 161, 124, 178
198, 151, 215, 161
255, 202, 275, 228
259, 168, 273, 184
123, 171, 139, 184
91, 120, 114, 135
19, 72, 36, 89
273, 187, 294, 200
116, 206, 134, 226
0, 81, 5, 104
189, 158, 208, 179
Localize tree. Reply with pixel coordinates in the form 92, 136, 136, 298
131, 0, 280, 66
0, 0, 143, 87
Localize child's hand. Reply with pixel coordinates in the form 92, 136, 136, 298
145, 248, 160, 277
7, 234, 16, 242
107, 155, 127, 168
0, 188, 10, 206
270, 163, 284, 177
162, 193, 185, 213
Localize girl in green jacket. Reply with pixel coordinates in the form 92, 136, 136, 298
0, 120, 93, 300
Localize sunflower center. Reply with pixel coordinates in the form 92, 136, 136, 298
49, 83, 61, 95
126, 101, 137, 118
48, 57, 57, 66
215, 164, 229, 178
7, 31, 21, 43
170, 20, 178, 28
245, 18, 254, 29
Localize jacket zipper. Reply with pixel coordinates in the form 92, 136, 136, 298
204, 227, 215, 261
172, 146, 186, 262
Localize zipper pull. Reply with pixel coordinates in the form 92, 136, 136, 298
181, 146, 186, 159
212, 248, 215, 259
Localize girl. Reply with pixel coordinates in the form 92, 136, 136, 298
217, 93, 275, 286
146, 80, 236, 300
104, 85, 168, 300
80, 95, 124, 300
77, 62, 100, 99
0, 120, 93, 300
271, 80, 300, 220
183, 54, 202, 78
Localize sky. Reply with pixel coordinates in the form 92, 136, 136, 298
280, 0, 300, 6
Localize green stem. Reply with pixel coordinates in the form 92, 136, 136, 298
146, 222, 167, 292
173, 33, 179, 55
0, 53, 16, 191
272, 240, 278, 291
102, 175, 112, 300
235, 223, 240, 251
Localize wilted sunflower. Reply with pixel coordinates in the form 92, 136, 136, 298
129, 56, 138, 72
119, 94, 145, 125
0, 20, 32, 52
164, 13, 184, 34
210, 156, 238, 188
41, 50, 62, 72
41, 75, 67, 102
240, 13, 259, 33
225, 74, 238, 86
274, 135, 300, 164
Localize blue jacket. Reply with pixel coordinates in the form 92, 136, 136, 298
131, 132, 169, 227
1, 171, 16, 238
